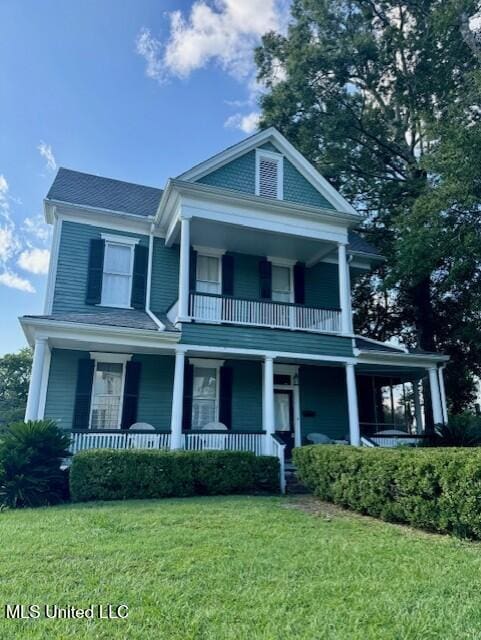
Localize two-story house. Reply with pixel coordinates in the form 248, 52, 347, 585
21, 128, 448, 475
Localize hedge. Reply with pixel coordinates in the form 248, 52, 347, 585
70, 449, 280, 502
293, 445, 481, 539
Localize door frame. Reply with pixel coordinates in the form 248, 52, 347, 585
273, 364, 301, 448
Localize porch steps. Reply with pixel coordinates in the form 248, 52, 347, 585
284, 463, 310, 495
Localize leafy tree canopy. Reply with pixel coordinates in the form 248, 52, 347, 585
0, 348, 32, 425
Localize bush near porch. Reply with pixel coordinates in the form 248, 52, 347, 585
70, 449, 279, 502
294, 445, 481, 539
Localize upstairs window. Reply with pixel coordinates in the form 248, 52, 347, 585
196, 254, 221, 295
100, 236, 138, 308
256, 149, 283, 200
271, 264, 293, 303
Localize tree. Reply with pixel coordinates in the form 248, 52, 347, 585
255, 0, 481, 413
0, 348, 32, 426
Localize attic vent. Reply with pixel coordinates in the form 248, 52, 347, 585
256, 150, 283, 199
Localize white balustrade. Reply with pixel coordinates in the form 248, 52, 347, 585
190, 293, 341, 333
183, 432, 265, 455
70, 431, 171, 454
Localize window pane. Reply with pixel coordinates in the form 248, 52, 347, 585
197, 255, 220, 287
192, 399, 216, 428
272, 265, 290, 292
104, 244, 131, 274
102, 273, 131, 306
193, 367, 217, 399
91, 362, 123, 429
274, 393, 291, 431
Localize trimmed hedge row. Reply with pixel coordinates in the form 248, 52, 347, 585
70, 449, 279, 502
294, 445, 481, 539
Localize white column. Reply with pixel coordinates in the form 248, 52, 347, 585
170, 350, 185, 449
428, 366, 443, 425
263, 356, 275, 454
338, 243, 352, 334
438, 366, 448, 424
345, 363, 360, 446
413, 380, 423, 434
178, 216, 191, 322
25, 337, 48, 422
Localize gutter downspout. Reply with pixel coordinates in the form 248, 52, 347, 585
146, 223, 165, 331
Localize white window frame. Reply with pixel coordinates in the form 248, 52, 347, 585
268, 256, 296, 304
195, 250, 223, 295
189, 358, 224, 429
100, 234, 139, 309
88, 352, 132, 430
255, 148, 284, 200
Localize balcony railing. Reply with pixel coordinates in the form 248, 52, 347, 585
189, 292, 342, 333
70, 430, 171, 454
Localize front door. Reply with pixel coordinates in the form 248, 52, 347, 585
274, 389, 294, 459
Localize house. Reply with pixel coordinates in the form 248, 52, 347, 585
21, 127, 448, 471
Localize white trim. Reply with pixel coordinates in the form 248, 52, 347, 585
100, 233, 140, 246
175, 128, 359, 216
355, 335, 407, 353
88, 356, 129, 430
170, 350, 185, 449
345, 363, 360, 446
89, 352, 132, 363
46, 204, 156, 237
191, 361, 222, 428
37, 343, 51, 419
438, 366, 448, 423
189, 358, 225, 367
193, 245, 226, 257
45, 199, 155, 226
355, 351, 449, 367
274, 364, 299, 376
195, 252, 222, 296
273, 364, 301, 448
267, 256, 297, 267
44, 216, 62, 314
255, 148, 284, 200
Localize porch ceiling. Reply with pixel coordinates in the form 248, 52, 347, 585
356, 363, 426, 381
189, 218, 335, 263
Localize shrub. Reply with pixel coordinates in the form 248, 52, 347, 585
293, 445, 481, 539
425, 414, 481, 447
70, 449, 280, 502
0, 420, 71, 508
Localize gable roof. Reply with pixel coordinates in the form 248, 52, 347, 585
348, 231, 382, 258
46, 167, 163, 218
177, 127, 359, 217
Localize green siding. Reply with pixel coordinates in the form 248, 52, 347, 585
299, 365, 349, 441
44, 349, 89, 431
181, 323, 353, 357
305, 262, 340, 309
53, 221, 149, 314
44, 348, 175, 431
197, 145, 335, 210
150, 237, 179, 313
227, 360, 263, 431
231, 252, 260, 299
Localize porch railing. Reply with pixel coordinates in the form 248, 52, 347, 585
183, 431, 265, 455
189, 292, 342, 333
70, 430, 171, 454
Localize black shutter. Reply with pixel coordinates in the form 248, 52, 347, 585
73, 359, 95, 429
259, 258, 272, 300
121, 361, 141, 429
86, 239, 105, 305
294, 262, 306, 304
189, 249, 197, 292
219, 366, 233, 429
131, 245, 148, 309
222, 254, 234, 296
182, 363, 194, 430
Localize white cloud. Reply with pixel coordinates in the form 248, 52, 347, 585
0, 226, 20, 263
224, 111, 260, 134
37, 141, 57, 172
22, 215, 51, 244
18, 248, 50, 275
0, 270, 35, 293
136, 0, 289, 82
0, 175, 8, 194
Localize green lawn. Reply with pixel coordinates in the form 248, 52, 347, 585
1, 497, 481, 639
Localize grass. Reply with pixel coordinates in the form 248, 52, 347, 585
1, 497, 481, 639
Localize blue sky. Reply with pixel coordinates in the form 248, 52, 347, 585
0, 0, 288, 355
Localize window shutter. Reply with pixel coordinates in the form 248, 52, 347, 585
222, 254, 234, 296
219, 366, 233, 429
131, 245, 148, 309
86, 239, 105, 305
73, 359, 95, 429
294, 263, 306, 304
258, 156, 280, 199
189, 249, 197, 292
259, 259, 272, 300
121, 361, 141, 429
182, 363, 194, 430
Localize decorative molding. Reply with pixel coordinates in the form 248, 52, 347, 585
101, 233, 140, 246
89, 352, 133, 363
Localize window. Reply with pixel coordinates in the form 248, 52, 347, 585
90, 362, 125, 429
196, 255, 221, 294
272, 264, 292, 303
192, 366, 219, 428
101, 237, 137, 308
256, 150, 283, 199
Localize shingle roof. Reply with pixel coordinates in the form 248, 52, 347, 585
24, 310, 163, 331
46, 168, 163, 218
355, 337, 405, 353
348, 231, 381, 257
